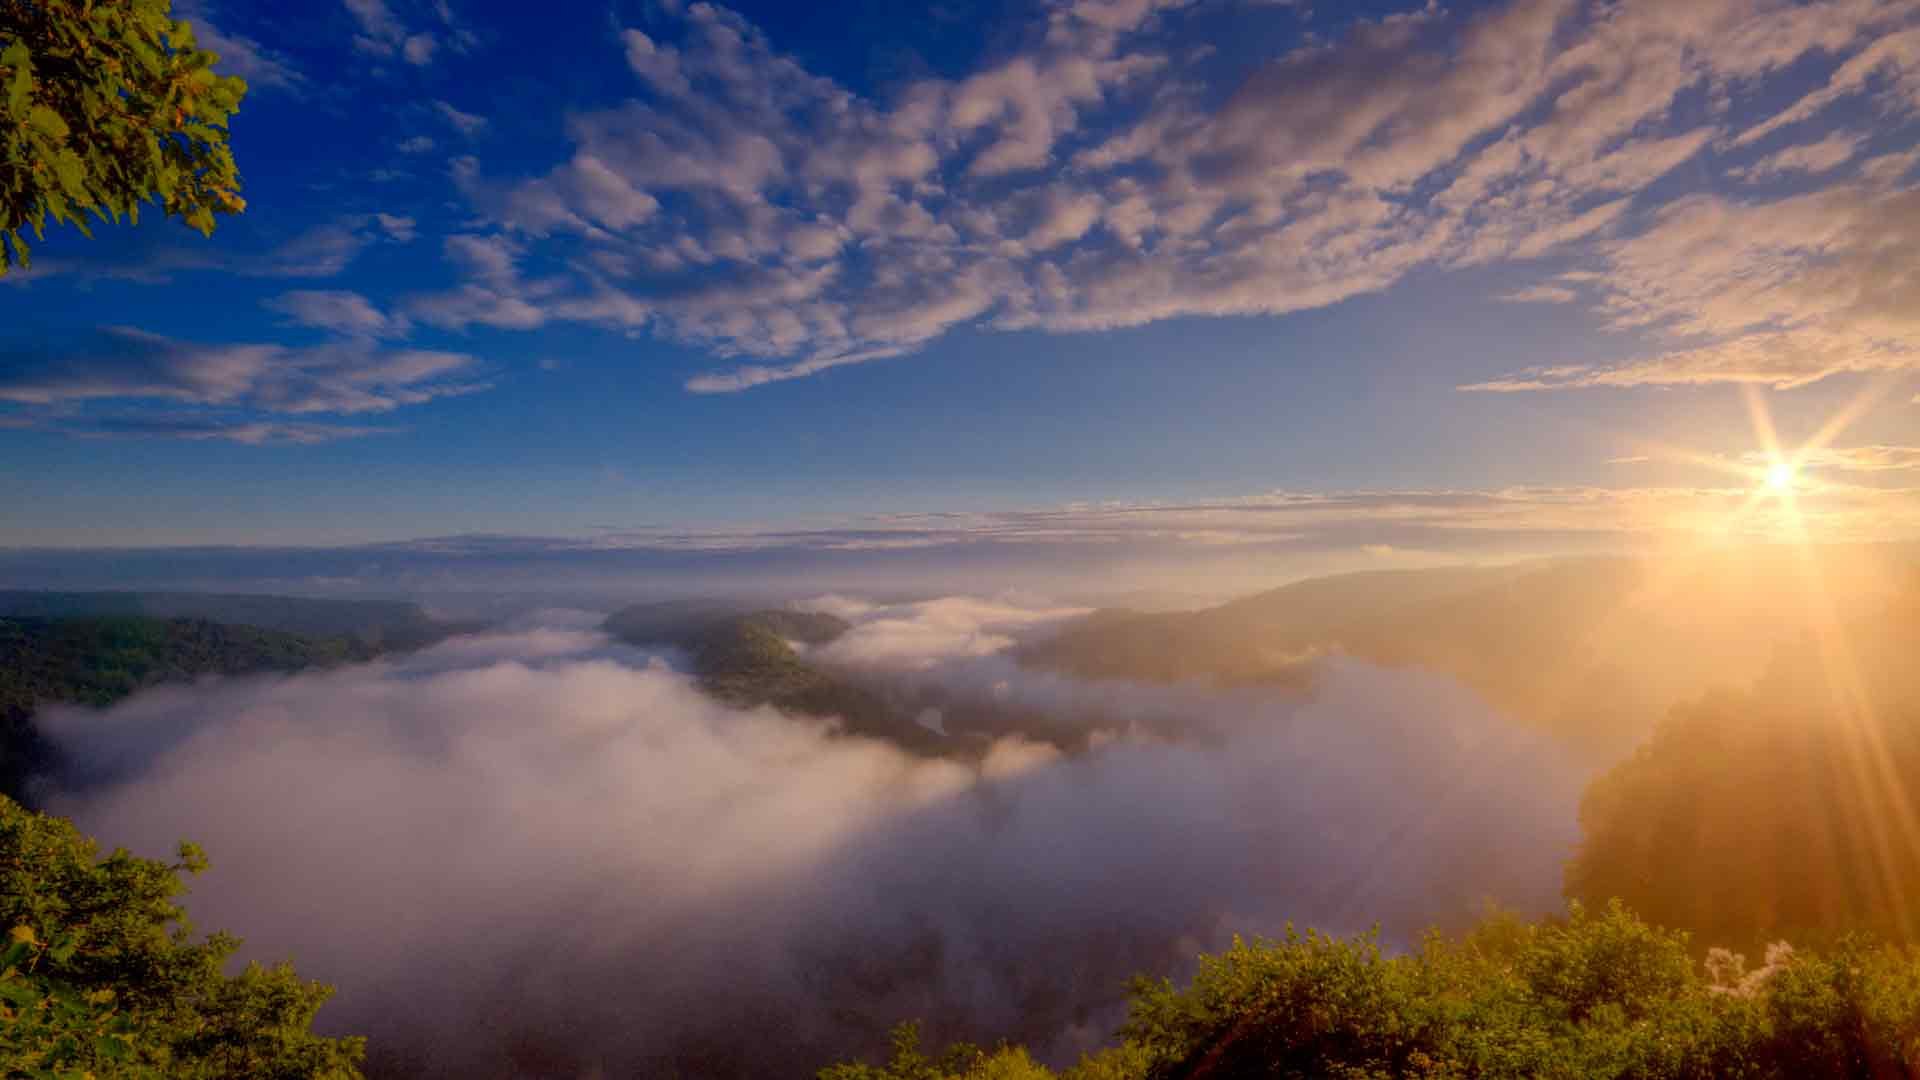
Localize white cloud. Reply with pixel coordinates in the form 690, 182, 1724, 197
1469, 173, 1920, 391
371, 213, 417, 243
265, 290, 408, 338
175, 2, 302, 90
41, 619, 1583, 1073
1500, 284, 1580, 304
1735, 131, 1865, 180
344, 0, 406, 56
0, 327, 483, 415
1781, 445, 1920, 473
418, 0, 1920, 392
434, 99, 487, 135
0, 413, 395, 445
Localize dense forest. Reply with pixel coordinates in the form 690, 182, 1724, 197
0, 591, 475, 803
0, 591, 467, 649
0, 616, 386, 801
604, 603, 951, 750
822, 903, 1920, 1079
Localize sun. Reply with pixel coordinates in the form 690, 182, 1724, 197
1766, 461, 1798, 493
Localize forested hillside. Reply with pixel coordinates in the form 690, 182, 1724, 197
1, 617, 380, 800
1023, 548, 1918, 752
0, 591, 466, 649
1567, 580, 1920, 953
603, 604, 948, 750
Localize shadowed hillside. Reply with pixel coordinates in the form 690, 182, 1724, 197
1567, 576, 1920, 952
604, 603, 946, 751
0, 590, 472, 649
1022, 547, 1920, 753
0, 616, 382, 801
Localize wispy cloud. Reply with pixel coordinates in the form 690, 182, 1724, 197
175, 1, 304, 90
66, 414, 394, 445
433, 100, 486, 135
265, 290, 410, 338
397, 0, 1920, 392
0, 327, 483, 415
1500, 284, 1580, 305
1467, 169, 1920, 393
1753, 445, 1920, 473
0, 218, 395, 286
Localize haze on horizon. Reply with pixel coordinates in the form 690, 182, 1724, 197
0, 0, 1916, 567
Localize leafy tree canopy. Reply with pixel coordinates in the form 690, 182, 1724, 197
0, 795, 363, 1078
822, 904, 1920, 1080
1, 0, 245, 272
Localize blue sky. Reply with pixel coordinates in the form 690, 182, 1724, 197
2, 0, 1919, 585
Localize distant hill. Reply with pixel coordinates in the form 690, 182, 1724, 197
1566, 578, 1920, 952
1021, 548, 1920, 752
0, 615, 383, 801
0, 590, 473, 649
1019, 564, 1521, 686
604, 603, 946, 751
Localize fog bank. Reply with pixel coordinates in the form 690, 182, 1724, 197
41, 605, 1587, 1076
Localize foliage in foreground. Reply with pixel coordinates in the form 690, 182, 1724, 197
0, 796, 362, 1078
822, 903, 1920, 1080
0, 0, 246, 271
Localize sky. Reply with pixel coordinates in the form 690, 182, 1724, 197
2, 0, 1919, 584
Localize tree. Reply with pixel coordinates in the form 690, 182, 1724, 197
1, 0, 246, 273
0, 795, 363, 1078
819, 905, 1920, 1079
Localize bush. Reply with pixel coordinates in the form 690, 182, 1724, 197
0, 796, 363, 1078
821, 903, 1920, 1079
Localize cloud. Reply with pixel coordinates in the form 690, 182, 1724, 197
1733, 131, 1865, 181
3, 219, 389, 287
344, 0, 440, 63
40, 616, 1583, 1075
265, 290, 409, 338
7, 479, 1918, 588
1468, 169, 1920, 391
402, 32, 437, 65
372, 213, 417, 243
0, 413, 395, 445
396, 135, 435, 154
402, 235, 555, 331
0, 327, 482, 415
433, 100, 486, 135
415, 0, 1920, 391
1772, 446, 1920, 473
1500, 284, 1580, 304
175, 2, 303, 90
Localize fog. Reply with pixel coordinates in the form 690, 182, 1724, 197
40, 599, 1589, 1077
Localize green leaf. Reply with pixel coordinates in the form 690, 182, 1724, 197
0, 978, 41, 1006
4, 48, 31, 115
50, 150, 87, 200
26, 105, 68, 140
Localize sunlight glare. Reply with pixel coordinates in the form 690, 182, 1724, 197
1767, 461, 1798, 493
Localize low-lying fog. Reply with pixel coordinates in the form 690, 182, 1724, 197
38, 596, 1589, 1077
